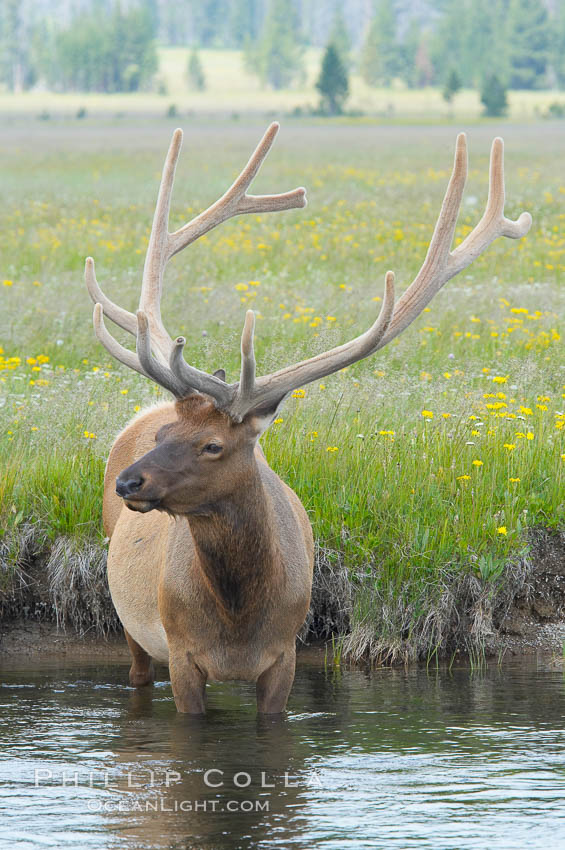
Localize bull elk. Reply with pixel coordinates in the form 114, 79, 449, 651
85, 123, 530, 713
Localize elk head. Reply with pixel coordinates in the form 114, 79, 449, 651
114, 395, 273, 515
86, 124, 531, 516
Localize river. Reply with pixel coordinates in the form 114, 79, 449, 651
1, 650, 565, 848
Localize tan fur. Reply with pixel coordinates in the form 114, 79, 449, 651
103, 402, 177, 537
104, 399, 313, 713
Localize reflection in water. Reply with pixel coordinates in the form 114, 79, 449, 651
1, 654, 565, 848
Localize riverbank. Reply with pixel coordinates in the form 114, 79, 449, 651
1, 527, 563, 663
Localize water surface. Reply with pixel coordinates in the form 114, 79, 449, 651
1, 651, 565, 849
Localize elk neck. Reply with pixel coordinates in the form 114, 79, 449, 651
185, 460, 282, 623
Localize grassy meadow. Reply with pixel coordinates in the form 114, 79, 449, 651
0, 117, 563, 659
0, 47, 564, 122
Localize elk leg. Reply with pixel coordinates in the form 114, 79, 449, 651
124, 629, 155, 687
256, 648, 296, 714
169, 649, 207, 714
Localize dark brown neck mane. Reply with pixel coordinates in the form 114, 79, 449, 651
187, 463, 282, 623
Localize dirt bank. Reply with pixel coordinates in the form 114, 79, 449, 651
1, 527, 564, 663
1, 616, 564, 666
495, 529, 565, 656
0, 619, 130, 662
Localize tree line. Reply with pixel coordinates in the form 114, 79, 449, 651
0, 0, 564, 95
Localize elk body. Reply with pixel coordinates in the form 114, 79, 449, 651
86, 124, 530, 713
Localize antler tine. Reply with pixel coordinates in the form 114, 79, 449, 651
93, 303, 150, 379
138, 129, 184, 365
136, 311, 192, 398
166, 122, 307, 259
374, 133, 468, 348
447, 137, 532, 275
239, 310, 256, 398
86, 257, 138, 337
139, 123, 307, 363
226, 273, 396, 422
168, 335, 234, 404
374, 133, 532, 351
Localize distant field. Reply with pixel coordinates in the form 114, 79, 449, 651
0, 119, 563, 658
0, 48, 563, 121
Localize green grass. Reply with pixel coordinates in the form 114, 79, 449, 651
0, 119, 563, 655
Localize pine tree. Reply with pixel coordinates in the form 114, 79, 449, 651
431, 0, 467, 85
466, 0, 508, 87
554, 2, 565, 89
188, 0, 230, 47
481, 73, 508, 116
507, 0, 550, 89
361, 0, 399, 88
443, 67, 462, 105
230, 0, 260, 48
255, 0, 304, 90
328, 8, 351, 69
415, 35, 434, 88
0, 0, 35, 91
398, 18, 422, 89
187, 48, 206, 90
432, 0, 507, 88
47, 3, 157, 93
316, 42, 349, 114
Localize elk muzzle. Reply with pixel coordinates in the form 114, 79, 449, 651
116, 466, 161, 513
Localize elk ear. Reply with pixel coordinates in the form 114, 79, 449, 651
243, 395, 288, 439
213, 368, 226, 382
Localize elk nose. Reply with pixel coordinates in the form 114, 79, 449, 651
116, 475, 144, 498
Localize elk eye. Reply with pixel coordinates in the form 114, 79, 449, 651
203, 443, 222, 455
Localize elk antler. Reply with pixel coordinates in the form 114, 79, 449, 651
86, 122, 307, 370
87, 130, 531, 422
374, 135, 531, 349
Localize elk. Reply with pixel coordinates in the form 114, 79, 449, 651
85, 123, 530, 713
